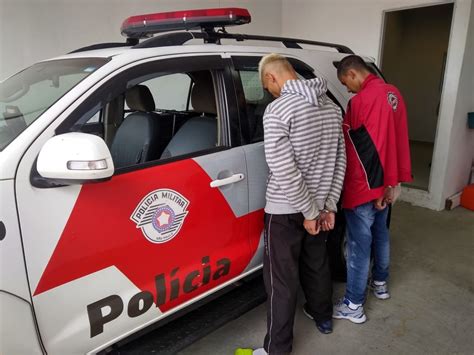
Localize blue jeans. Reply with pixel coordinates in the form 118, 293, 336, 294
344, 202, 390, 304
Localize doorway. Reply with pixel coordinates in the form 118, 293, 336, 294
380, 3, 454, 190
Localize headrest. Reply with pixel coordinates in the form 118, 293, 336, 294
125, 85, 155, 112
191, 80, 217, 115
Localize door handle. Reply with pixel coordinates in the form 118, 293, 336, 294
210, 173, 245, 188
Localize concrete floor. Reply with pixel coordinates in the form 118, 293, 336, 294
179, 202, 474, 355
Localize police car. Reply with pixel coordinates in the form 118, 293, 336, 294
0, 8, 383, 354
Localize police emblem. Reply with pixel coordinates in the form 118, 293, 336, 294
387, 92, 398, 112
131, 189, 190, 244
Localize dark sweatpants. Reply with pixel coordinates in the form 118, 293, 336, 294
263, 213, 332, 355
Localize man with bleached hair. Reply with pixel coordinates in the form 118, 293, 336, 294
238, 53, 346, 355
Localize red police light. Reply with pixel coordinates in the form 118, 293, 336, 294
121, 8, 251, 38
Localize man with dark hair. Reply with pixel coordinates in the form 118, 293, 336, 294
333, 54, 412, 323
336, 55, 371, 78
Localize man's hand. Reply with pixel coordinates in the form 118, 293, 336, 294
374, 196, 387, 210
383, 186, 395, 204
320, 211, 335, 231
304, 218, 320, 235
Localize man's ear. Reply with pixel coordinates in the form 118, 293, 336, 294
266, 72, 276, 83
347, 69, 358, 80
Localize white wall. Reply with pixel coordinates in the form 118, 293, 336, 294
443, 1, 474, 201
0, 0, 282, 80
281, 0, 459, 61
281, 0, 473, 210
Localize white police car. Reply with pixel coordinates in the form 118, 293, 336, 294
0, 8, 382, 354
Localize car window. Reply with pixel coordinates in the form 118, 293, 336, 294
144, 73, 193, 111
240, 71, 265, 102
65, 57, 226, 171
124, 73, 193, 113
0, 58, 108, 151
237, 69, 274, 144
86, 110, 102, 124
115, 70, 219, 168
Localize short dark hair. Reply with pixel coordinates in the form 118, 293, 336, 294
337, 55, 371, 77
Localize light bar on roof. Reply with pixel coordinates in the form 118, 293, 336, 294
121, 8, 251, 38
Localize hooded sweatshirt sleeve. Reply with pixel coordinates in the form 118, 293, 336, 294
263, 110, 319, 220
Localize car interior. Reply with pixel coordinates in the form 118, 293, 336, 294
77, 70, 221, 169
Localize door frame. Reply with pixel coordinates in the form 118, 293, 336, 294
377, 1, 463, 210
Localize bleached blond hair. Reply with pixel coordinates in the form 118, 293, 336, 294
258, 53, 294, 84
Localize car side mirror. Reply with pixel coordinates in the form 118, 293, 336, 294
36, 132, 114, 186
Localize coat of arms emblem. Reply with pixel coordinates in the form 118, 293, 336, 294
131, 189, 190, 243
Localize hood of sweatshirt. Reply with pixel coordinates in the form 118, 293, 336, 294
281, 77, 329, 107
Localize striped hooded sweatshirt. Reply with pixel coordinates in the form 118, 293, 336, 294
263, 77, 346, 220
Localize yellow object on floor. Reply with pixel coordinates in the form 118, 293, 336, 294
234, 349, 254, 355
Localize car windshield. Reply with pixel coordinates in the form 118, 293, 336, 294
0, 57, 108, 151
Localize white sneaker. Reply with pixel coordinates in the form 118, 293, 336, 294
370, 280, 391, 300
332, 298, 367, 324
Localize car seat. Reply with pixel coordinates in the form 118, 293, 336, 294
160, 78, 217, 159
111, 85, 162, 168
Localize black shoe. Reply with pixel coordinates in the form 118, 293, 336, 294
303, 304, 333, 334
315, 319, 333, 334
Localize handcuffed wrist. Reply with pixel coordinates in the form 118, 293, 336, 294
324, 199, 338, 213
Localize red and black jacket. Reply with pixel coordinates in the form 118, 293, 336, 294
342, 74, 412, 209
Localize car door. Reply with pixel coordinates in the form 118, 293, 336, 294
14, 54, 256, 354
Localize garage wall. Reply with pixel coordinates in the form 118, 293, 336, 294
443, 1, 474, 201
281, 0, 473, 210
0, 0, 282, 80
281, 0, 459, 61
